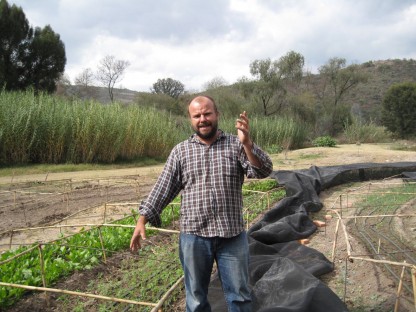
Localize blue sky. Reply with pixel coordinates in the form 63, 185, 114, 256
9, 0, 416, 92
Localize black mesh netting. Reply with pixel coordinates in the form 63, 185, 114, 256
207, 162, 416, 311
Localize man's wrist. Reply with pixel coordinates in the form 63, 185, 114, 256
138, 215, 148, 225
243, 140, 254, 150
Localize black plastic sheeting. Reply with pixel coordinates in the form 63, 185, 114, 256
208, 162, 416, 312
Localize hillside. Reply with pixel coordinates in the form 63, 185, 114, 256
63, 58, 416, 122
345, 59, 416, 121
64, 85, 142, 104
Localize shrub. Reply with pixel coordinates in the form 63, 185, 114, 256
312, 136, 337, 147
343, 118, 391, 143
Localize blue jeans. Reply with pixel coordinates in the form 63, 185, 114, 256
179, 231, 252, 312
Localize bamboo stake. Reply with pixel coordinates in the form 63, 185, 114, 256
103, 203, 107, 223
66, 191, 69, 213
339, 219, 352, 257
22, 202, 27, 226
37, 244, 49, 305
394, 262, 407, 312
412, 268, 416, 311
7, 223, 180, 234
97, 227, 107, 263
267, 191, 270, 209
331, 219, 340, 263
151, 276, 185, 312
0, 282, 157, 307
348, 256, 415, 268
339, 214, 416, 219
343, 258, 348, 303
0, 245, 38, 266
9, 230, 13, 250
105, 202, 140, 206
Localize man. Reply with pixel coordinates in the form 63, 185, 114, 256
130, 95, 273, 311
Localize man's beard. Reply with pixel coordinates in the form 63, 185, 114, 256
194, 122, 218, 140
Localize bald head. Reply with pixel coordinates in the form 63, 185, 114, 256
188, 95, 218, 115
188, 95, 219, 144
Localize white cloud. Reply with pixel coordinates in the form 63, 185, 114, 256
8, 0, 416, 91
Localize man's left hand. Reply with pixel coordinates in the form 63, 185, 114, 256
236, 111, 252, 147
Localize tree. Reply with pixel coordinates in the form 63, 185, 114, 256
0, 0, 32, 90
55, 72, 71, 96
96, 55, 130, 102
0, 0, 66, 93
151, 77, 185, 99
74, 68, 96, 98
23, 25, 66, 93
318, 58, 368, 108
239, 51, 305, 116
314, 58, 368, 135
381, 82, 416, 139
75, 68, 94, 88
203, 76, 228, 90
277, 51, 304, 92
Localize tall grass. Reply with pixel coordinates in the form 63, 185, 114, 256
220, 115, 308, 152
0, 91, 310, 166
0, 90, 189, 165
342, 118, 391, 144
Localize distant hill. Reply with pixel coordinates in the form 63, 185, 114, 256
63, 59, 416, 122
64, 85, 142, 104
344, 59, 416, 121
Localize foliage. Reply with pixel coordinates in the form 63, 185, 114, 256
0, 217, 132, 307
96, 55, 130, 102
342, 117, 391, 143
0, 90, 312, 166
239, 51, 304, 116
390, 141, 416, 152
0, 90, 189, 165
202, 76, 228, 90
203, 85, 247, 118
151, 77, 185, 99
312, 136, 337, 147
0, 0, 66, 93
0, 180, 286, 308
311, 58, 369, 136
317, 58, 369, 107
313, 102, 352, 137
344, 59, 416, 123
219, 115, 308, 151
242, 179, 278, 192
381, 82, 416, 139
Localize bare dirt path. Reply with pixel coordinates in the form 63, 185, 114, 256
1, 143, 415, 185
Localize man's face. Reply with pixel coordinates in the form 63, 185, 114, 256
188, 98, 219, 141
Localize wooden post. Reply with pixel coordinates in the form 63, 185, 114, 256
331, 219, 340, 263
377, 238, 381, 254
97, 227, 107, 263
9, 230, 13, 250
412, 268, 416, 311
267, 192, 270, 209
394, 262, 406, 312
103, 203, 107, 223
343, 257, 348, 303
38, 244, 49, 305
22, 202, 27, 226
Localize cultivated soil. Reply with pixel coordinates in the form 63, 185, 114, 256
1, 143, 416, 312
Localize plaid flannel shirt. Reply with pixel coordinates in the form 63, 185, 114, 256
138, 130, 273, 238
